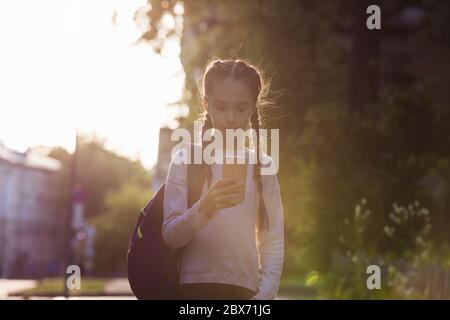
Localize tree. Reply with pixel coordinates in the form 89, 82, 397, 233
49, 134, 151, 219
91, 184, 152, 275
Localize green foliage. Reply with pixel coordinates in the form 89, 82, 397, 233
381, 201, 435, 299
49, 135, 151, 219
91, 184, 152, 275
46, 135, 152, 276
384, 201, 431, 260
320, 199, 433, 299
319, 199, 389, 299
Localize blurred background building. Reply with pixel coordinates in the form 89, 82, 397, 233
151, 120, 194, 192
0, 143, 63, 279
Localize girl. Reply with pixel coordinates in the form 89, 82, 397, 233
162, 59, 284, 300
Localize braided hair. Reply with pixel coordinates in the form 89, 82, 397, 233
198, 58, 271, 230
201, 111, 214, 189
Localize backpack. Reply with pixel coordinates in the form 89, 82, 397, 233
127, 160, 206, 300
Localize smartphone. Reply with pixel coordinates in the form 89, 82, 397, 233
222, 157, 247, 204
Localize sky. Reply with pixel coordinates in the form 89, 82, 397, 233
0, 0, 185, 169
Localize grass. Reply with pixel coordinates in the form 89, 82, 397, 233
15, 275, 319, 299
15, 278, 109, 297
278, 274, 320, 299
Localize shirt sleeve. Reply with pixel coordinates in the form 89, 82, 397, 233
161, 148, 210, 250
251, 158, 285, 300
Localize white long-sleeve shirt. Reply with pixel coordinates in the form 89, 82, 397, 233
161, 144, 284, 300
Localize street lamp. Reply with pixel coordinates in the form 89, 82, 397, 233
63, 130, 79, 297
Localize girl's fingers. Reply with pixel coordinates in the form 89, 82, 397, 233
217, 188, 244, 199
206, 179, 245, 211
214, 193, 244, 203
215, 192, 244, 203
216, 178, 243, 187
209, 187, 242, 202
215, 183, 244, 195
216, 202, 238, 210
215, 178, 240, 188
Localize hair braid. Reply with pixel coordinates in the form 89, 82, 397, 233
250, 108, 269, 230
201, 112, 214, 189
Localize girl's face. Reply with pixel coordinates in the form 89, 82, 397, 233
204, 77, 256, 133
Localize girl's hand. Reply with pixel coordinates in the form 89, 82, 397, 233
199, 178, 245, 218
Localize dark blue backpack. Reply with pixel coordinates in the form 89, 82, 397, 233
127, 161, 206, 300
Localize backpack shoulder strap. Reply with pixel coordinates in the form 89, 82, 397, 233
187, 162, 206, 208
186, 143, 206, 208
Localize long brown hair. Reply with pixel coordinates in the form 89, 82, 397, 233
198, 58, 273, 230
